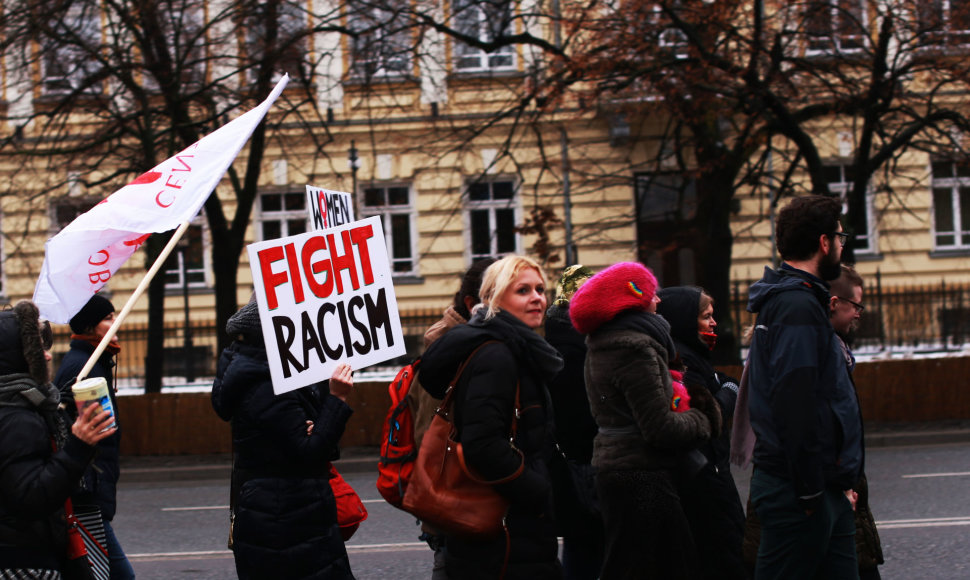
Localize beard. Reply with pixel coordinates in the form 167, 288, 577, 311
819, 244, 842, 281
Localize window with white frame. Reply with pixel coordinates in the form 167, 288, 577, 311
51, 198, 99, 233
634, 173, 697, 223
243, 1, 308, 83
141, 4, 206, 91
362, 184, 417, 275
466, 180, 519, 262
163, 221, 208, 288
451, 0, 516, 72
348, 0, 412, 79
931, 160, 970, 250
41, 0, 103, 96
805, 0, 867, 54
634, 172, 698, 287
824, 164, 874, 253
650, 3, 689, 59
256, 190, 308, 241
917, 0, 970, 47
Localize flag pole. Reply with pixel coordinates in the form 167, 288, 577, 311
76, 220, 193, 383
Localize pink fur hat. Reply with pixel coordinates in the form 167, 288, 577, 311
569, 261, 658, 334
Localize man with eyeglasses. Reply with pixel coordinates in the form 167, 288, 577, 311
830, 266, 864, 347
829, 265, 884, 580
746, 195, 864, 580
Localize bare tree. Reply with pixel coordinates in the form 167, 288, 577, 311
0, 0, 355, 389
6, 0, 970, 375
388, 0, 970, 362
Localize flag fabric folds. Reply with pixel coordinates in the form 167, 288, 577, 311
33, 75, 289, 324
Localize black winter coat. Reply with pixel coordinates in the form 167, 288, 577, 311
747, 265, 863, 496
53, 339, 121, 520
211, 339, 354, 580
544, 307, 596, 464
420, 311, 562, 580
657, 287, 747, 580
656, 287, 738, 471
0, 404, 95, 571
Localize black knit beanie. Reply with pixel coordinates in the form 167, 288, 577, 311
226, 293, 263, 341
70, 294, 115, 335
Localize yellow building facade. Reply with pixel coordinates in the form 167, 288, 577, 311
0, 0, 967, 369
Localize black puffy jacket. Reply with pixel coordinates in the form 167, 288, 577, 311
211, 339, 354, 580
420, 311, 562, 580
0, 403, 95, 571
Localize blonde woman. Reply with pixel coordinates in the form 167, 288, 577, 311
420, 255, 565, 579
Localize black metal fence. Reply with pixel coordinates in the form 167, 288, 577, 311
730, 274, 970, 354
51, 307, 447, 388
60, 279, 970, 388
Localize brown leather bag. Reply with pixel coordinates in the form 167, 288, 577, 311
401, 342, 523, 538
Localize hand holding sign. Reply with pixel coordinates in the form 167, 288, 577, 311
329, 363, 353, 402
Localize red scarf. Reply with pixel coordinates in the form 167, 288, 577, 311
700, 331, 717, 351
71, 334, 122, 356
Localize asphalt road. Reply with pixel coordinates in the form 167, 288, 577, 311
113, 442, 970, 579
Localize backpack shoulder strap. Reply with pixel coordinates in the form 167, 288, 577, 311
388, 358, 420, 406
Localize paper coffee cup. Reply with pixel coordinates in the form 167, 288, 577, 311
72, 377, 116, 430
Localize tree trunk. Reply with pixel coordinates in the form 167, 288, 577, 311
143, 233, 169, 394
695, 172, 741, 365
212, 234, 245, 356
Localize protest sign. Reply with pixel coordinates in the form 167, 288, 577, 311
306, 186, 355, 231
247, 215, 406, 394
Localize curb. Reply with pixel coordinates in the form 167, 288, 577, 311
120, 448, 380, 484
865, 428, 970, 448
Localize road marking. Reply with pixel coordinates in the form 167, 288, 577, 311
346, 542, 428, 553
163, 498, 386, 512
902, 471, 970, 478
128, 542, 429, 561
129, 550, 233, 561
878, 516, 970, 529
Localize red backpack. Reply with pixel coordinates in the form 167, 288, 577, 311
376, 358, 420, 507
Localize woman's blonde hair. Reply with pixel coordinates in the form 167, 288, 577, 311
476, 255, 546, 320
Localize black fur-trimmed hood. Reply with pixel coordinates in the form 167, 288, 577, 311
0, 301, 49, 383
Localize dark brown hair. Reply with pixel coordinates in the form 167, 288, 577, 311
776, 195, 842, 261
829, 264, 864, 298
454, 258, 497, 319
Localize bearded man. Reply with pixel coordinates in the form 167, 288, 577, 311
746, 195, 864, 580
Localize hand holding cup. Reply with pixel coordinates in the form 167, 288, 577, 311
71, 402, 117, 445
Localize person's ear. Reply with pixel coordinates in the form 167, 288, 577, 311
463, 295, 477, 315
819, 232, 831, 254
829, 295, 838, 313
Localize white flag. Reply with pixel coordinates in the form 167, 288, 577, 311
33, 75, 290, 324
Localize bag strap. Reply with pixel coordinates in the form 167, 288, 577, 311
436, 340, 525, 485
436, 340, 503, 419
456, 443, 524, 485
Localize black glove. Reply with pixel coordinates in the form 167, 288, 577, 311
686, 382, 722, 439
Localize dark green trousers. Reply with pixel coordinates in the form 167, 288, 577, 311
751, 468, 859, 580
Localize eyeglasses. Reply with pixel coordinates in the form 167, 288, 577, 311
837, 296, 865, 314
832, 232, 850, 247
